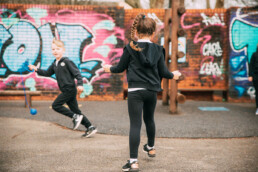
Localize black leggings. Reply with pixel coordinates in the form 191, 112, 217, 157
127, 90, 157, 159
253, 79, 258, 108
52, 89, 92, 128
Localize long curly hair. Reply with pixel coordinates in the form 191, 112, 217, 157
130, 13, 156, 51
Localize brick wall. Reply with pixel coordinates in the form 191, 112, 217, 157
0, 3, 125, 100
178, 9, 228, 91
0, 4, 257, 103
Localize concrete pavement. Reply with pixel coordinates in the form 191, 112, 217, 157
0, 100, 257, 138
0, 117, 257, 172
0, 100, 258, 172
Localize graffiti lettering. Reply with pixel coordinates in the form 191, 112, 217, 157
0, 6, 125, 99
2, 21, 40, 72
0, 20, 93, 75
147, 13, 163, 26
200, 62, 222, 76
201, 13, 225, 26
202, 42, 222, 57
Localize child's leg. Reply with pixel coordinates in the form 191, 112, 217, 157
127, 91, 143, 159
67, 96, 92, 128
253, 79, 258, 108
143, 90, 157, 147
52, 92, 74, 118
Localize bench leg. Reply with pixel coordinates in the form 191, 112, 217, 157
28, 95, 32, 107
25, 95, 32, 107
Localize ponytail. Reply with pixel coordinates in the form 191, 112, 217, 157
130, 13, 146, 51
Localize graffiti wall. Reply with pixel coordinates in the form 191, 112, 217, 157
0, 5, 257, 102
178, 9, 228, 91
0, 4, 125, 100
228, 7, 258, 102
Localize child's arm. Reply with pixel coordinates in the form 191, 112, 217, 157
248, 53, 255, 82
28, 64, 54, 77
158, 48, 181, 80
28, 65, 38, 71
66, 60, 83, 86
103, 48, 130, 73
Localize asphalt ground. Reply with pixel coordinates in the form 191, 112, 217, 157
0, 100, 257, 138
0, 117, 257, 172
0, 100, 258, 172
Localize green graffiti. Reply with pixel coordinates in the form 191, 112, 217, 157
26, 8, 47, 26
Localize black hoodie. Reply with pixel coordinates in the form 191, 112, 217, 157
110, 42, 174, 92
249, 47, 258, 80
37, 57, 83, 92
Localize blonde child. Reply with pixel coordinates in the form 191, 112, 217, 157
29, 39, 97, 137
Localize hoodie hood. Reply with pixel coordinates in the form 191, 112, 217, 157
54, 57, 68, 63
126, 42, 161, 67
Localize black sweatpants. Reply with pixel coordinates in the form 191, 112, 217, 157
52, 88, 92, 128
253, 79, 258, 108
127, 90, 157, 159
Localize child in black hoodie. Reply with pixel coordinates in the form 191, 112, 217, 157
103, 13, 181, 172
29, 39, 97, 137
248, 44, 258, 115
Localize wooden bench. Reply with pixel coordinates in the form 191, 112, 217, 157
0, 90, 42, 107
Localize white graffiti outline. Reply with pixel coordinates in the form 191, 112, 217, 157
236, 8, 258, 19
247, 86, 255, 99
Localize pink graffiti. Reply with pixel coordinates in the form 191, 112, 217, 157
193, 28, 212, 55
0, 72, 58, 90
42, 9, 124, 65
181, 13, 200, 29
194, 24, 224, 56
200, 56, 214, 66
181, 13, 225, 55
1, 7, 125, 92
24, 9, 123, 86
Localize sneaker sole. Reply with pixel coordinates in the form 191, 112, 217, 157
143, 149, 156, 157
122, 168, 139, 172
86, 129, 97, 138
73, 115, 83, 130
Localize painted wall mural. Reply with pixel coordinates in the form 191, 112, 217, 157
0, 5, 257, 102
229, 7, 258, 100
178, 9, 228, 90
0, 4, 125, 99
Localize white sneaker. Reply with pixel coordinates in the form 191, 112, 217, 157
82, 126, 97, 138
72, 114, 83, 130
256, 109, 258, 116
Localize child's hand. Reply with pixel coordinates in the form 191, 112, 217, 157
172, 70, 182, 80
77, 86, 84, 93
103, 65, 112, 72
28, 64, 37, 71
248, 77, 253, 82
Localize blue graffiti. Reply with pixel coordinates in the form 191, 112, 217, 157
229, 10, 258, 98
57, 23, 93, 67
229, 55, 248, 77
0, 24, 11, 56
234, 86, 246, 97
231, 19, 258, 63
38, 23, 55, 70
0, 8, 19, 27
2, 21, 40, 72
79, 60, 102, 82
0, 20, 102, 83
